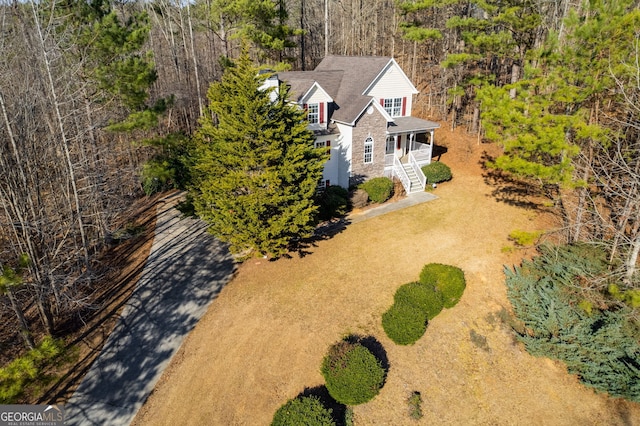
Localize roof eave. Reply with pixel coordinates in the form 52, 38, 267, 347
299, 81, 334, 104
362, 58, 419, 96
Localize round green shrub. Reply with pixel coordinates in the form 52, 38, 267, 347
321, 340, 386, 405
419, 263, 466, 308
316, 185, 349, 221
360, 177, 394, 203
421, 161, 452, 184
272, 395, 335, 426
382, 301, 428, 345
394, 281, 444, 320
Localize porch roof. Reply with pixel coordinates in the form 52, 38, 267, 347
387, 116, 440, 134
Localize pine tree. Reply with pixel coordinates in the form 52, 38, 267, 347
191, 48, 325, 259
209, 0, 300, 62
477, 1, 640, 245
477, 64, 582, 186
398, 0, 542, 130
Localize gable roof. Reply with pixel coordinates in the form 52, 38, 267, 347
277, 70, 343, 103
314, 56, 392, 125
363, 58, 419, 96
278, 56, 429, 126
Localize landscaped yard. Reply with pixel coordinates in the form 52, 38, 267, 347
132, 130, 640, 425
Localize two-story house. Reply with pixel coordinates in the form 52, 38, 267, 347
269, 56, 440, 193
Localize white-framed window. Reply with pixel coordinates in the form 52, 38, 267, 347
364, 137, 374, 164
383, 98, 403, 117
385, 136, 395, 155
307, 103, 319, 124
315, 140, 331, 159
316, 179, 330, 191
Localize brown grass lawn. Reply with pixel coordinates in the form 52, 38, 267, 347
132, 130, 640, 425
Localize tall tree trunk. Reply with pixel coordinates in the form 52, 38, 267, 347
30, 0, 89, 269
509, 62, 520, 99
471, 105, 479, 134
625, 231, 640, 284
7, 288, 35, 349
186, 1, 203, 116
571, 145, 593, 243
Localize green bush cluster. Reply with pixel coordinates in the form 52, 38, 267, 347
382, 302, 428, 345
0, 337, 64, 403
321, 339, 386, 405
360, 177, 394, 203
394, 281, 444, 320
421, 161, 452, 184
506, 244, 640, 402
316, 185, 349, 221
383, 263, 466, 345
271, 395, 335, 426
419, 263, 466, 308
274, 335, 387, 423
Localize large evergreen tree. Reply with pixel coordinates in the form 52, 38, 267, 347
398, 0, 543, 130
191, 49, 325, 259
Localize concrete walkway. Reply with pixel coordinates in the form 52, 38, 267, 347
65, 192, 235, 426
347, 191, 438, 223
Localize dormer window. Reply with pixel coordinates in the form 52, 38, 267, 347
307, 103, 319, 124
383, 98, 403, 117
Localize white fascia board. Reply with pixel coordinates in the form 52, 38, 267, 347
334, 98, 393, 127
299, 82, 333, 105
362, 58, 419, 96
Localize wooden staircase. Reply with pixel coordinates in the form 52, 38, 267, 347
401, 163, 424, 193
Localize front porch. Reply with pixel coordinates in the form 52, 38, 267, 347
383, 117, 439, 193
384, 148, 430, 194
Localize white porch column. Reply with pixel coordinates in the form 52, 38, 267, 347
429, 130, 434, 162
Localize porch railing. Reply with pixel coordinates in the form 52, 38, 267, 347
384, 153, 394, 167
408, 151, 427, 190
411, 150, 431, 166
393, 155, 412, 193
414, 141, 430, 151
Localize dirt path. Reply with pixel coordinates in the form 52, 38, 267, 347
133, 131, 640, 425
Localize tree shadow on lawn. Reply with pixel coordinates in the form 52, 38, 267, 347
286, 217, 351, 259
344, 334, 391, 375
480, 152, 550, 211
295, 335, 390, 425
432, 144, 448, 161
297, 385, 349, 426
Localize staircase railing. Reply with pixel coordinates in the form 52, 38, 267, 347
393, 155, 412, 193
408, 151, 426, 191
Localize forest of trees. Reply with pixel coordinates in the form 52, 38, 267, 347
0, 0, 639, 400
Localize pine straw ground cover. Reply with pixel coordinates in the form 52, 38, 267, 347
132, 130, 640, 425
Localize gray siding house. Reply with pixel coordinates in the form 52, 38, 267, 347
269, 56, 440, 193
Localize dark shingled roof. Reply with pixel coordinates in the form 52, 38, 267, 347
277, 70, 344, 103
314, 56, 392, 124
277, 56, 394, 124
